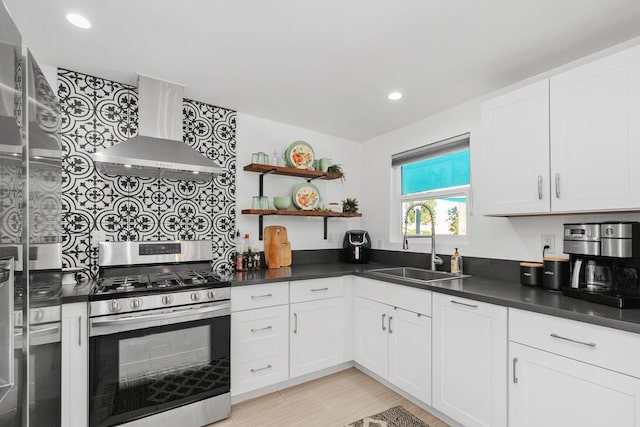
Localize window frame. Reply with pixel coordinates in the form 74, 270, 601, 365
390, 135, 472, 245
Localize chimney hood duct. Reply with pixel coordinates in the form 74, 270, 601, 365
92, 74, 223, 181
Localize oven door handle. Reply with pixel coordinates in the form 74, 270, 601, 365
90, 301, 230, 336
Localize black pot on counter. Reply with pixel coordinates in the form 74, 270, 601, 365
343, 230, 371, 264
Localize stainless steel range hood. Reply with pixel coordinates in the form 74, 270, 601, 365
92, 74, 223, 181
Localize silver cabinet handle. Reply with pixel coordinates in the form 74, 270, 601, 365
250, 364, 272, 373
513, 357, 518, 384
388, 316, 393, 334
250, 325, 272, 333
555, 173, 560, 198
450, 300, 478, 309
293, 313, 298, 334
310, 287, 329, 292
251, 294, 272, 299
78, 316, 82, 346
550, 333, 596, 348
538, 175, 543, 200
381, 313, 386, 331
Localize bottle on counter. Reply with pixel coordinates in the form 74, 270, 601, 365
246, 245, 254, 270
243, 233, 250, 253
451, 247, 463, 275
234, 230, 243, 271
253, 252, 261, 270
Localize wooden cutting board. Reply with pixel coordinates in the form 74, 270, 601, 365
280, 241, 291, 267
264, 226, 291, 268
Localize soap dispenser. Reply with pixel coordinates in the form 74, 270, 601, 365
451, 248, 463, 275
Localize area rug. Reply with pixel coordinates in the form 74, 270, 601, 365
346, 406, 431, 427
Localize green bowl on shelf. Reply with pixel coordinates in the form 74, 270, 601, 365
273, 196, 291, 210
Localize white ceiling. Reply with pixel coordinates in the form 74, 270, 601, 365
5, 0, 640, 141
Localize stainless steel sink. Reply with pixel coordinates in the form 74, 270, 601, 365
367, 267, 469, 283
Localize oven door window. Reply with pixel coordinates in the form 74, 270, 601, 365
89, 316, 230, 427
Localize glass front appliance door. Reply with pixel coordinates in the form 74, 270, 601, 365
89, 314, 230, 427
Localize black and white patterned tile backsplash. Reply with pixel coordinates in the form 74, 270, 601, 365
58, 69, 236, 277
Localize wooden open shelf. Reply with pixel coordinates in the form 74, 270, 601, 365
242, 163, 357, 240
241, 209, 361, 218
243, 163, 343, 181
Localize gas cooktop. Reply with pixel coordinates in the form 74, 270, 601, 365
92, 270, 230, 300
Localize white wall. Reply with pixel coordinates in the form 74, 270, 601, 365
362, 38, 640, 263
236, 113, 363, 251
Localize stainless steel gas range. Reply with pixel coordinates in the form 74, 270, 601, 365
88, 240, 231, 427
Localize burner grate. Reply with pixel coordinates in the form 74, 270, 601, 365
111, 358, 230, 415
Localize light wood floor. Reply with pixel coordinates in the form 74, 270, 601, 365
208, 368, 449, 427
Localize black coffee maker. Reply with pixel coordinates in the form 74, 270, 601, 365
343, 230, 371, 264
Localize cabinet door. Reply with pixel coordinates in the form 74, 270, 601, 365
61, 303, 88, 427
290, 297, 344, 378
432, 294, 507, 427
509, 342, 640, 427
480, 79, 550, 215
354, 297, 389, 379
388, 307, 431, 405
550, 45, 640, 212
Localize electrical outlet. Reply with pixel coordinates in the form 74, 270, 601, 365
541, 234, 555, 254
377, 238, 383, 249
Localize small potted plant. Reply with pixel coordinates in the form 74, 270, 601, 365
326, 164, 345, 182
342, 197, 359, 214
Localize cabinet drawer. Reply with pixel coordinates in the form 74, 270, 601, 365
231, 282, 289, 312
290, 277, 344, 303
509, 308, 640, 378
231, 352, 289, 396
355, 277, 431, 316
231, 305, 289, 357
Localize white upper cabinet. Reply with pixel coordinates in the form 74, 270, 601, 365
550, 45, 640, 212
480, 44, 640, 215
481, 79, 550, 215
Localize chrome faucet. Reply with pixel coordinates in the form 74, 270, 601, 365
402, 202, 443, 270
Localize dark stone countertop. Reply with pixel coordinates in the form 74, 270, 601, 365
61, 262, 640, 335
230, 263, 386, 285
61, 280, 95, 304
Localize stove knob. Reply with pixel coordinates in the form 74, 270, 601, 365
191, 291, 201, 302
130, 297, 142, 310
162, 294, 173, 306
109, 300, 122, 313
207, 290, 216, 300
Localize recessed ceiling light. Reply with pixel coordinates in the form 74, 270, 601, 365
66, 13, 91, 29
123, 164, 132, 168
388, 92, 403, 101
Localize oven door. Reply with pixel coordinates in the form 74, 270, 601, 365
89, 301, 230, 427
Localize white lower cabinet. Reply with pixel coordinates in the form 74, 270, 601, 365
509, 308, 640, 427
231, 281, 290, 396
355, 295, 431, 404
388, 306, 431, 405
231, 304, 289, 396
290, 297, 344, 378
355, 297, 389, 378
432, 293, 507, 427
61, 302, 88, 427
509, 342, 640, 427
